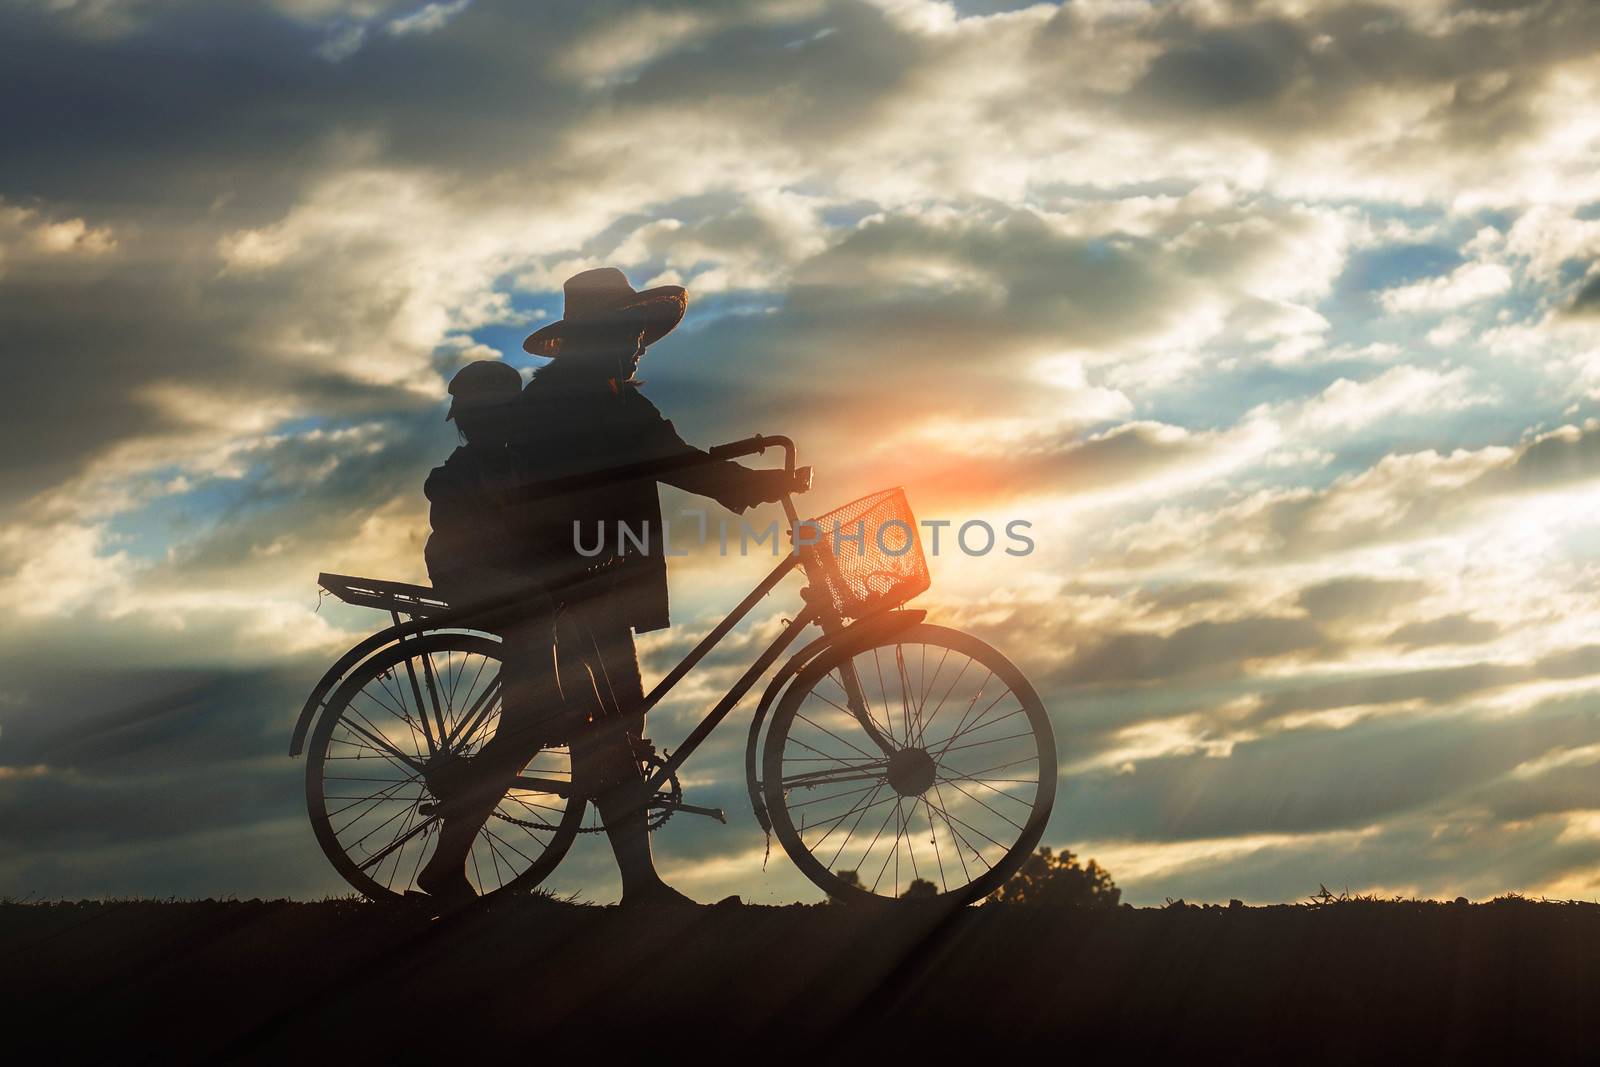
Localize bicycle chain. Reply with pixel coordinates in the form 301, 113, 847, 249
489, 752, 682, 834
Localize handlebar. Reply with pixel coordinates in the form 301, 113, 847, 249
708, 434, 797, 475
710, 434, 807, 521
514, 434, 806, 506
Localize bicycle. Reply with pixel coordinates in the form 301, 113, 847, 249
289, 435, 1057, 905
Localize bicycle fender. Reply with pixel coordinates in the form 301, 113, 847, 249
287, 620, 496, 757
743, 609, 926, 832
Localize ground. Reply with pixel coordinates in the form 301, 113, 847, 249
4, 895, 1597, 1062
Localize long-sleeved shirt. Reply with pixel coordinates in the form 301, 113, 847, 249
423, 440, 524, 611
511, 372, 786, 633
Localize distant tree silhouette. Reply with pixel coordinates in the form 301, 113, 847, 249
828, 873, 944, 900
989, 847, 1120, 907
827, 869, 863, 902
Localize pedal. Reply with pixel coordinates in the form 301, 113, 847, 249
665, 800, 726, 824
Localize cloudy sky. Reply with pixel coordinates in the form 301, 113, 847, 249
2, 0, 1598, 905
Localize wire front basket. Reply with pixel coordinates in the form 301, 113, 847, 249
799, 487, 930, 619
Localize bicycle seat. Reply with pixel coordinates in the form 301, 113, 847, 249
318, 572, 451, 616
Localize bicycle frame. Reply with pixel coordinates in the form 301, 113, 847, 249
530, 551, 816, 800
505, 436, 893, 810
511, 557, 911, 817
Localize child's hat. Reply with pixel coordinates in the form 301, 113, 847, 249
446, 360, 522, 421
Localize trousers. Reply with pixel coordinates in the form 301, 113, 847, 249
476, 595, 646, 804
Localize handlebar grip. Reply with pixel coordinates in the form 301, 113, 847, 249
708, 435, 768, 461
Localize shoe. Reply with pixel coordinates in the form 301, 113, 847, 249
619, 882, 700, 908
415, 868, 478, 913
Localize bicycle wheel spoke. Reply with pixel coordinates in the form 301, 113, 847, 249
381, 800, 423, 890
783, 731, 875, 771
781, 758, 888, 790
444, 656, 494, 748
925, 798, 992, 870
340, 688, 417, 753
924, 795, 1006, 856
941, 777, 1026, 834
794, 710, 879, 763
937, 771, 1037, 809
931, 780, 974, 884
888, 646, 911, 744
802, 781, 873, 864
903, 799, 922, 887
917, 658, 975, 745
327, 730, 418, 781
931, 694, 1019, 759
809, 675, 895, 744
325, 773, 421, 821
504, 793, 567, 818
330, 775, 420, 835
481, 825, 508, 888
401, 641, 441, 755
917, 647, 950, 723
356, 681, 430, 753
445, 674, 503, 752
437, 650, 460, 739
355, 811, 439, 872
820, 672, 896, 748
461, 707, 504, 756
407, 817, 432, 889
459, 652, 489, 722
371, 664, 433, 758
368, 669, 421, 732
803, 783, 893, 850
483, 821, 539, 867
785, 781, 882, 811
338, 710, 426, 774
936, 752, 1039, 783
926, 675, 995, 762
422, 649, 451, 744
923, 797, 949, 893
870, 647, 899, 748
860, 799, 903, 893
940, 729, 1037, 757
895, 645, 922, 746
343, 789, 425, 850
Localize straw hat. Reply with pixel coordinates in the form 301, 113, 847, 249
522, 267, 687, 358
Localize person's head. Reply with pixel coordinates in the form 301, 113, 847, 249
554, 322, 648, 383
522, 267, 685, 386
445, 360, 522, 443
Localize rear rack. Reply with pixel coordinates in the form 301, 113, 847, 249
318, 573, 451, 617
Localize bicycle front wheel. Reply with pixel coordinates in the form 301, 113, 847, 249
763, 623, 1056, 904
305, 632, 584, 901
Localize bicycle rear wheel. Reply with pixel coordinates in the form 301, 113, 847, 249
305, 632, 584, 901
763, 624, 1056, 904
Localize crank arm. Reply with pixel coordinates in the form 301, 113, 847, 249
650, 799, 727, 823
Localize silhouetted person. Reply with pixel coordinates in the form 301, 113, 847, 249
422, 360, 524, 608
417, 360, 570, 908
419, 267, 794, 907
